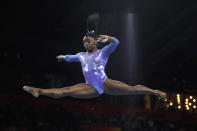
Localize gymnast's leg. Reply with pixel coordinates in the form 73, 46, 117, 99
23, 83, 99, 99
104, 78, 167, 100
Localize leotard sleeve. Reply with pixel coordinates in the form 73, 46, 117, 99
101, 38, 119, 57
64, 52, 81, 62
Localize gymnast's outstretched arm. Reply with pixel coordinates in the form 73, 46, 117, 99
56, 52, 81, 63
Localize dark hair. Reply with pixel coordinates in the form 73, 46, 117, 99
85, 30, 98, 39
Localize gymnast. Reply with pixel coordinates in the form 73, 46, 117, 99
23, 31, 167, 101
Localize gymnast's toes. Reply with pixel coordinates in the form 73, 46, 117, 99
155, 90, 167, 101
23, 86, 39, 97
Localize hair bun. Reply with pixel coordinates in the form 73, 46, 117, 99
87, 30, 95, 33
86, 30, 97, 39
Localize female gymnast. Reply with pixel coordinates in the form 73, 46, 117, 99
23, 31, 167, 101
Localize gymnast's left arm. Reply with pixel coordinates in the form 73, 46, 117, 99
99, 35, 119, 57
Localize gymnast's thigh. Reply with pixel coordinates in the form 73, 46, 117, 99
103, 78, 131, 95
63, 83, 99, 98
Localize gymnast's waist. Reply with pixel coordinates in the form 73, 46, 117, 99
85, 75, 107, 82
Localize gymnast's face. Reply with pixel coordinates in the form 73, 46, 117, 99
83, 36, 98, 52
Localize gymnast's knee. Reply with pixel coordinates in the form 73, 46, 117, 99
61, 87, 73, 95
49, 88, 71, 99
47, 92, 62, 99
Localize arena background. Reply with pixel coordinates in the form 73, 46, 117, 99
1, 0, 197, 130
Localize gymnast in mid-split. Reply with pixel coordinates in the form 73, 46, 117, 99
23, 31, 167, 101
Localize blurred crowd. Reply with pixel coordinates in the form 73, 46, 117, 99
0, 95, 197, 131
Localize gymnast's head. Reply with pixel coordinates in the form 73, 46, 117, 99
83, 30, 98, 52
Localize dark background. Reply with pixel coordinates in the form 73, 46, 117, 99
1, 0, 197, 130
1, 0, 197, 99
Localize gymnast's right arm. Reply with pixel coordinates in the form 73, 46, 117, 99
56, 53, 81, 63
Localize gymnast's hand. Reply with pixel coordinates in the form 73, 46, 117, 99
56, 55, 65, 62
97, 35, 109, 43
97, 35, 115, 43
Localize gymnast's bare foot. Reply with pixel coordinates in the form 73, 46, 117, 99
23, 86, 40, 97
154, 90, 167, 101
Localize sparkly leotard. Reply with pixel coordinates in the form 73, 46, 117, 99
64, 38, 119, 94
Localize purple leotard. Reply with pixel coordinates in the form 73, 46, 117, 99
64, 38, 119, 94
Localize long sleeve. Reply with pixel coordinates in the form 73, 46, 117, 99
64, 52, 81, 62
101, 38, 119, 57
